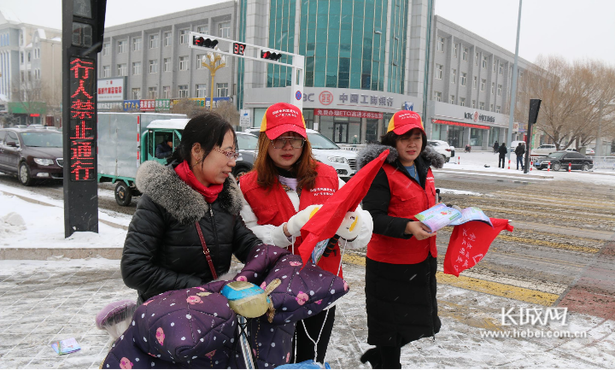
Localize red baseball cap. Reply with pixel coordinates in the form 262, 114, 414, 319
386, 110, 425, 135
260, 102, 307, 140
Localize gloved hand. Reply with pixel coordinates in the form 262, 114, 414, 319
286, 204, 322, 237
335, 211, 360, 241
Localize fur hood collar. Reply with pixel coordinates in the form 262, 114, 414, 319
135, 161, 244, 224
357, 144, 445, 169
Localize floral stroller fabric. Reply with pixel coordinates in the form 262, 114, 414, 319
102, 244, 349, 369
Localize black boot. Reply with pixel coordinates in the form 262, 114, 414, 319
360, 348, 382, 369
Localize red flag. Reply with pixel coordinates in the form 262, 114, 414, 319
443, 218, 513, 277
298, 149, 390, 267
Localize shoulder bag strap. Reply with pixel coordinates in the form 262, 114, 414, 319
195, 221, 218, 280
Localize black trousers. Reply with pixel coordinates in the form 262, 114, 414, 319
499, 155, 506, 168
292, 306, 336, 364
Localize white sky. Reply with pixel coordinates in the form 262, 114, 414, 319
3, 0, 615, 65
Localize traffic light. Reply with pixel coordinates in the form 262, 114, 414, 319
261, 50, 282, 61
193, 36, 219, 49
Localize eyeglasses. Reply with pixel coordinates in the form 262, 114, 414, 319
271, 137, 306, 149
213, 147, 239, 160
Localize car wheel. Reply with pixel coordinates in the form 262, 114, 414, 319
18, 162, 34, 186
582, 164, 589, 172
232, 164, 252, 180
552, 162, 561, 171
115, 181, 133, 206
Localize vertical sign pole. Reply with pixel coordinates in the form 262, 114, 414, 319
62, 0, 107, 237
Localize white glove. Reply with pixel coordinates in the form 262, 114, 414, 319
286, 205, 322, 237
336, 211, 360, 241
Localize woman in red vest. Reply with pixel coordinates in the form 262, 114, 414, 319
357, 110, 445, 369
240, 102, 373, 365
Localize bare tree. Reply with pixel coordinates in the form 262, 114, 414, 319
10, 77, 49, 125
520, 56, 615, 150
213, 100, 240, 127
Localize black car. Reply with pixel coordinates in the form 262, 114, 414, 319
534, 151, 593, 171
0, 127, 63, 185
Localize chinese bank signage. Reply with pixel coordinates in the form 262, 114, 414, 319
302, 87, 403, 112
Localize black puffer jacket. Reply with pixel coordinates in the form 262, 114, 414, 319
121, 161, 262, 303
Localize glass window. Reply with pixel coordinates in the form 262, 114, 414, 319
149, 34, 159, 49
436, 64, 443, 79
162, 86, 171, 98
479, 101, 485, 110
118, 40, 126, 53
472, 100, 476, 108
481, 79, 486, 91
463, 47, 468, 61
496, 105, 501, 113
450, 95, 455, 104
196, 25, 209, 34
179, 29, 189, 44
117, 63, 127, 76
163, 31, 171, 47
217, 83, 229, 97
482, 56, 488, 68
148, 86, 157, 99
460, 97, 466, 107
434, 91, 442, 102
179, 56, 188, 71
196, 54, 206, 69
498, 84, 502, 96
102, 42, 110, 55
491, 82, 495, 94
163, 58, 171, 72
218, 21, 230, 38
473, 76, 477, 88
132, 37, 142, 51
453, 43, 458, 58
475, 52, 479, 66
451, 69, 456, 84
437, 36, 444, 52
461, 72, 467, 86
132, 88, 141, 99
196, 84, 207, 98
178, 85, 188, 98
102, 65, 110, 78
132, 62, 141, 75
148, 60, 158, 74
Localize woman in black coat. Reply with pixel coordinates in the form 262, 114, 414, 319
121, 113, 263, 304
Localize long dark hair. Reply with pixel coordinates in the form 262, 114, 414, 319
168, 112, 236, 165
253, 132, 318, 190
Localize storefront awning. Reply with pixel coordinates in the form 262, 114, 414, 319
432, 119, 489, 130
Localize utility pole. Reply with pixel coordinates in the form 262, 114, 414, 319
596, 100, 603, 157
507, 0, 522, 160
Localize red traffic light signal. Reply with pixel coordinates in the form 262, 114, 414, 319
261, 50, 282, 61
193, 36, 218, 49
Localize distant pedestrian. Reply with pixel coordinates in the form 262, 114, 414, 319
493, 141, 499, 154
515, 142, 525, 170
498, 143, 507, 168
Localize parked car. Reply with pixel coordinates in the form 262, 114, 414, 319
534, 151, 593, 171
531, 143, 557, 156
0, 128, 63, 185
565, 148, 578, 152
245, 128, 357, 180
427, 140, 454, 162
234, 131, 258, 178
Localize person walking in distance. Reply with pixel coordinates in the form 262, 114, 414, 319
515, 142, 525, 170
493, 141, 499, 154
498, 142, 507, 168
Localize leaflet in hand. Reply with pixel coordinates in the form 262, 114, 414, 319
415, 204, 492, 232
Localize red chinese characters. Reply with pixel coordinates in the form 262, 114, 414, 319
69, 57, 96, 181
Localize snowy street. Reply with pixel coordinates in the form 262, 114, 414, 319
1, 150, 614, 368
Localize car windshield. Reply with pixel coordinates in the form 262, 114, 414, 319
237, 134, 258, 150
307, 132, 340, 150
428, 141, 443, 147
548, 152, 566, 159
21, 132, 62, 147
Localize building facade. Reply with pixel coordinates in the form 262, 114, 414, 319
427, 16, 533, 149
0, 11, 61, 126
92, 1, 534, 148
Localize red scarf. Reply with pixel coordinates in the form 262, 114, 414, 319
174, 160, 224, 203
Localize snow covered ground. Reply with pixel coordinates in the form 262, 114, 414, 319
0, 150, 614, 368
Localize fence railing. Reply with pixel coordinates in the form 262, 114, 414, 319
592, 156, 615, 171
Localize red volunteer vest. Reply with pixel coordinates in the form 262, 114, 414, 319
240, 163, 343, 276
367, 163, 438, 264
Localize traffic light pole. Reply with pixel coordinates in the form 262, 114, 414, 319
189, 32, 304, 111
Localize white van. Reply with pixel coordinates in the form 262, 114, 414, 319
509, 140, 526, 153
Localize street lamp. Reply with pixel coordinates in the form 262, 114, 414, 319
201, 52, 226, 109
